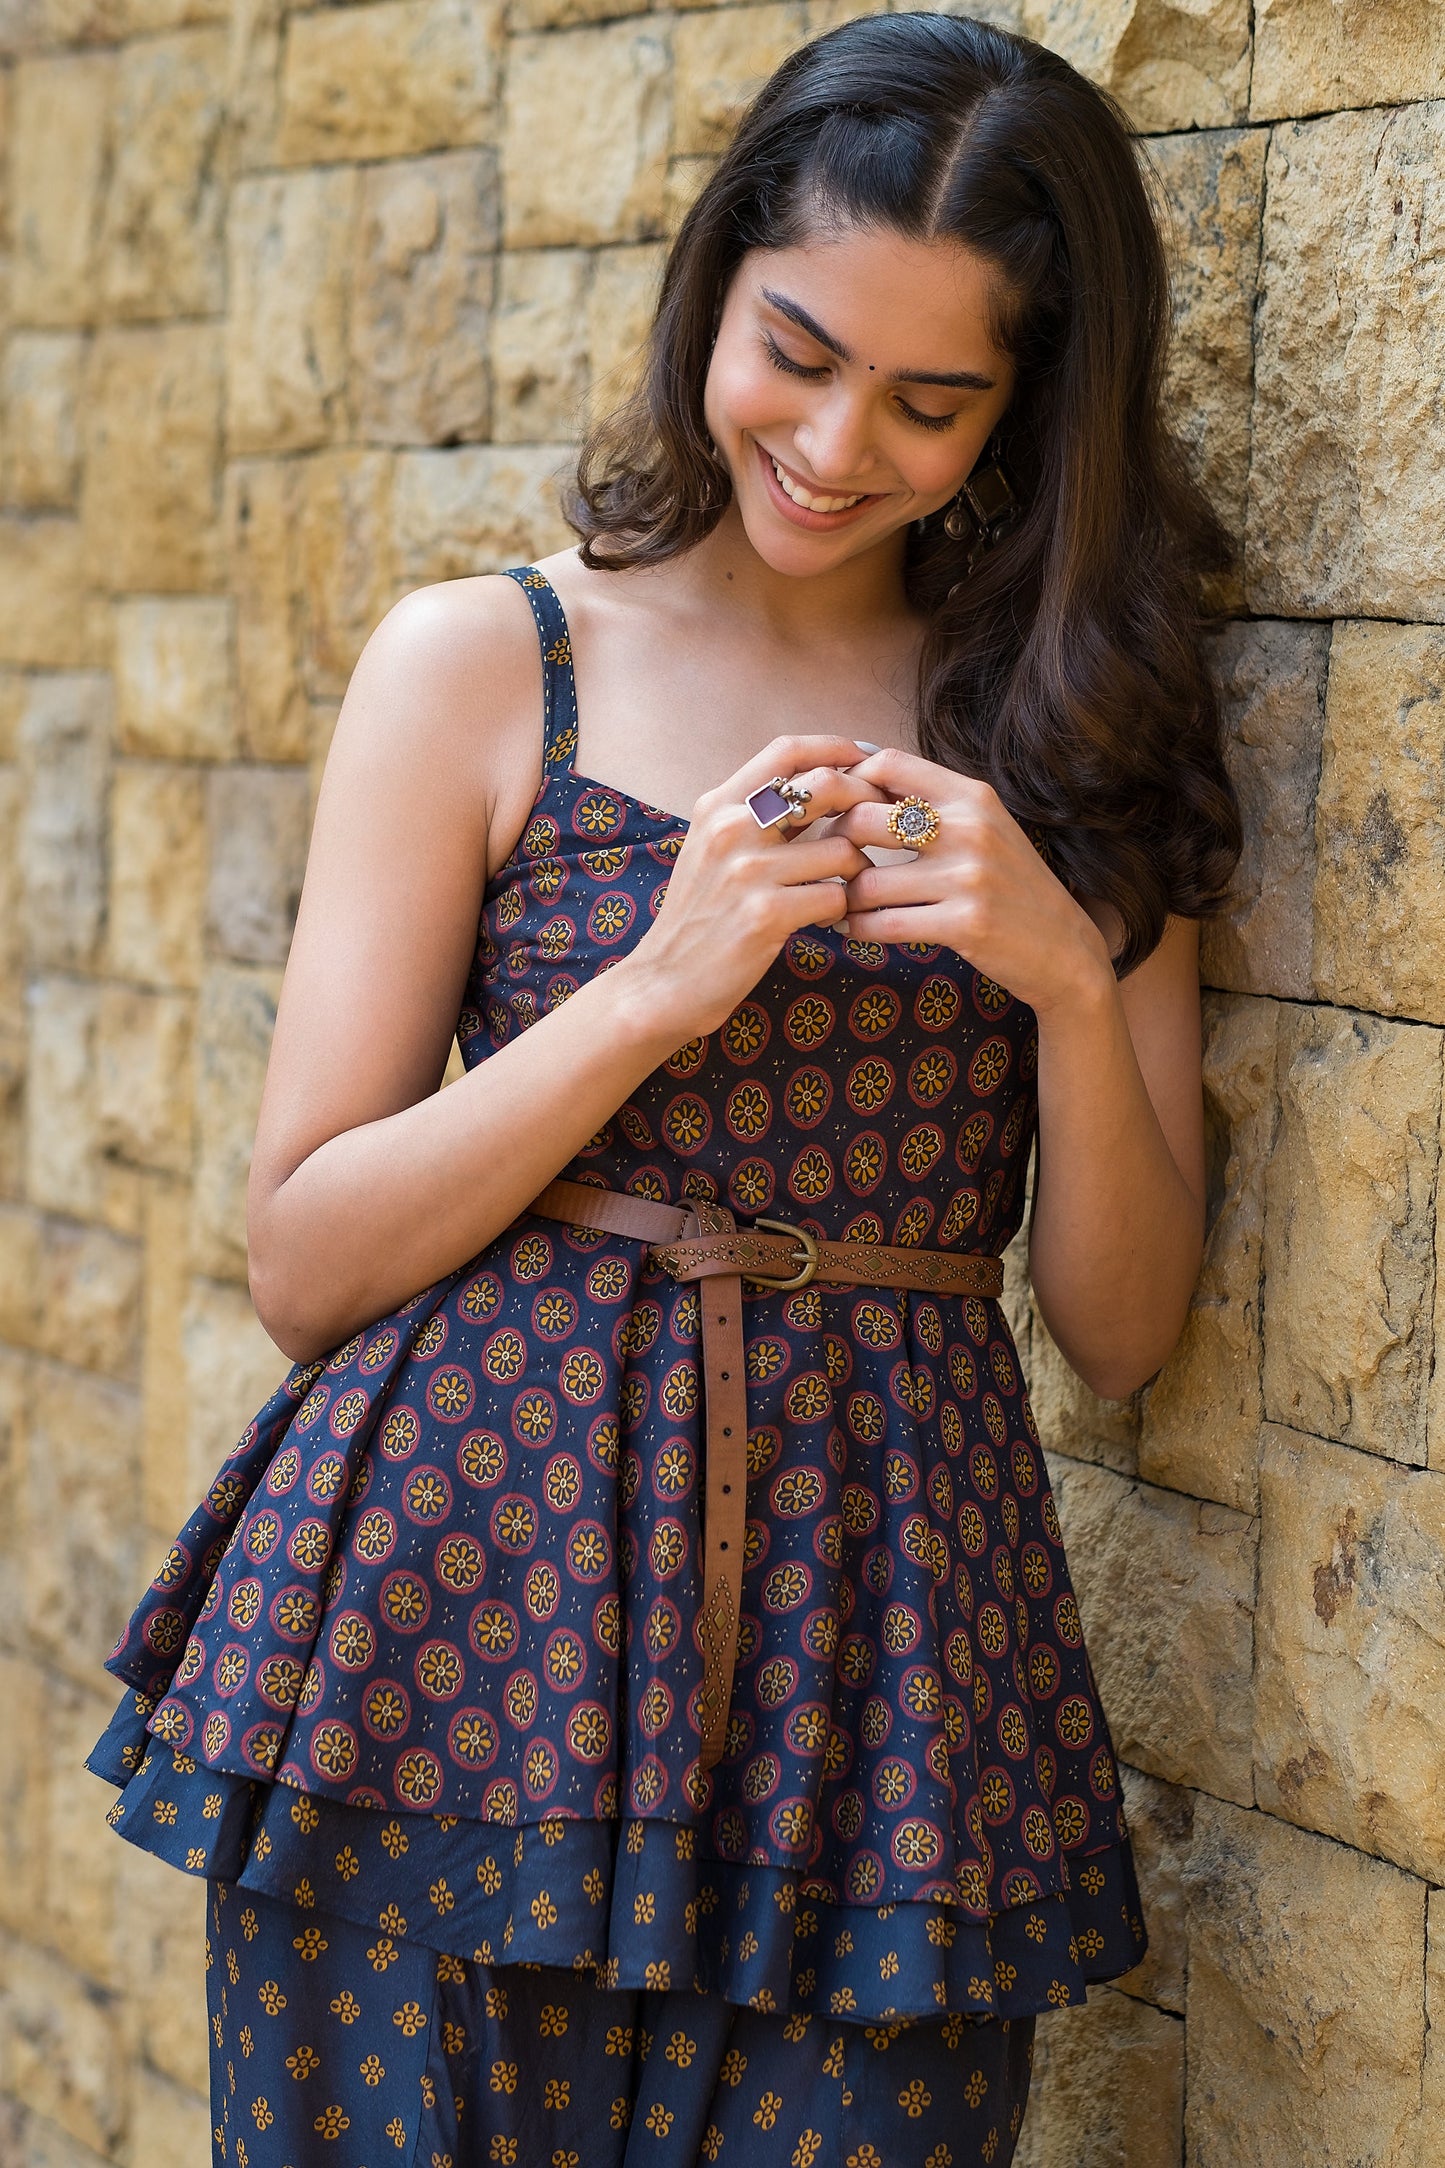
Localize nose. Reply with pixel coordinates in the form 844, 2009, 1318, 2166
793, 386, 876, 490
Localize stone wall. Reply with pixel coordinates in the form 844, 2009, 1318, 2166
0, 1, 1441, 2162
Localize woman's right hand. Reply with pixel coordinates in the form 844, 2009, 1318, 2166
622, 735, 886, 1041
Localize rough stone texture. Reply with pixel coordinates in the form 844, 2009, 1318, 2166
391, 443, 574, 585
278, 0, 503, 165
1021, 0, 1250, 132
205, 766, 310, 966
1047, 1456, 1256, 1805
1312, 620, 1445, 1028
1139, 994, 1276, 1514
1199, 621, 1327, 1002
6, 5, 1445, 2161
351, 152, 498, 447
1015, 1987, 1184, 2168
1252, 0, 1445, 123
100, 27, 227, 321
18, 676, 111, 975
113, 597, 236, 763
226, 169, 357, 456
81, 326, 224, 594
1115, 1765, 1191, 2016
190, 963, 281, 1283
1151, 127, 1266, 593
11, 53, 114, 327
502, 23, 670, 248
1263, 1005, 1441, 1465
673, 4, 806, 156
1182, 1797, 1426, 2168
1249, 104, 1445, 622
2, 334, 85, 510
1253, 1425, 1445, 1884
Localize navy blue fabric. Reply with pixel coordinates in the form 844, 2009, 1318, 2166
206, 1878, 1036, 2168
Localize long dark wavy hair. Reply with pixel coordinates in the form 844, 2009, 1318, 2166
567, 11, 1242, 974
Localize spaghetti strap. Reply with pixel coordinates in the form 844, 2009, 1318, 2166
502, 564, 578, 770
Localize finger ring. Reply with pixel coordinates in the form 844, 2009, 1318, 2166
746, 775, 813, 830
886, 794, 941, 848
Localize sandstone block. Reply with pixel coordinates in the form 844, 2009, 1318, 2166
38, 1678, 128, 1984
1248, 105, 1445, 620
1046, 1455, 1256, 1803
509, 0, 647, 24
503, 23, 669, 249
0, 1017, 23, 1204
18, 673, 110, 974
114, 596, 236, 762
25, 978, 103, 1223
1182, 1797, 1425, 2168
106, 764, 206, 992
0, 1203, 40, 1358
100, 26, 227, 321
491, 248, 591, 444
2, 332, 84, 509
0, 674, 26, 763
81, 325, 223, 594
1262, 1005, 1440, 1464
665, 155, 715, 239
352, 151, 497, 447
23, 1360, 142, 1685
1253, 1425, 1445, 1884
0, 1934, 128, 2157
128, 2067, 212, 2168
112, 1846, 210, 2096
1026, 1302, 1140, 1478
1115, 1765, 1191, 2015
190, 963, 281, 1283
225, 0, 284, 173
140, 1176, 191, 1534
1015, 1986, 1183, 2168
0, 518, 107, 670
1151, 127, 1265, 594
34, 1217, 142, 1381
182, 1274, 288, 1498
226, 167, 356, 457
0, 769, 21, 1001
0, 1349, 25, 1646
1199, 621, 1327, 1001
1252, 0, 1445, 122
585, 242, 664, 424
297, 450, 397, 699
1139, 993, 1276, 1514
1020, 0, 1250, 131
0, 2101, 115, 2168
96, 984, 195, 1177
279, 0, 502, 165
392, 443, 575, 587
205, 765, 310, 967
1312, 621, 1445, 1028
673, 4, 805, 156
226, 458, 307, 761
1425, 1889, 1445, 2163
0, 1653, 45, 1941
11, 53, 113, 327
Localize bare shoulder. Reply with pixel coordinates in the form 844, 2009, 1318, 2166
324, 571, 546, 869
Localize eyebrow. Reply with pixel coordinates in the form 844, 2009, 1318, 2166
759, 286, 997, 392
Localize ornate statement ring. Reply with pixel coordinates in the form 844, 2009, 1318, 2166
886, 794, 942, 849
746, 775, 813, 830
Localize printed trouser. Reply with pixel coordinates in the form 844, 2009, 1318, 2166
206, 1881, 1035, 2168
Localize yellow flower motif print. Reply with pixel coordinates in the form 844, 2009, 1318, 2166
644, 2104, 674, 2138
386, 2116, 408, 2148
753, 2092, 783, 2131
312, 2105, 350, 2139
543, 2078, 571, 2109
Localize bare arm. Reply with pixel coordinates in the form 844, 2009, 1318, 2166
833, 748, 1206, 1402
247, 578, 880, 1361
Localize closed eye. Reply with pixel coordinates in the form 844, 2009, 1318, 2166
760, 330, 958, 434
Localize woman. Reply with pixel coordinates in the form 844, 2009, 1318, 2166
91, 13, 1240, 2165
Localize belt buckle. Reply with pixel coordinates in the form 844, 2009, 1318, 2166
749, 1218, 820, 1291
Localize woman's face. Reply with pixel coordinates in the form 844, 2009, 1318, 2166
703, 222, 1017, 581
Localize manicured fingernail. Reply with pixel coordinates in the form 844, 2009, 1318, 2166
854, 740, 883, 754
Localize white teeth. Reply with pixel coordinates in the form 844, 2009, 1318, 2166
770, 455, 864, 514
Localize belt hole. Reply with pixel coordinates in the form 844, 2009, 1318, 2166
719, 1541, 729, 1549
720, 1371, 729, 1380
721, 1426, 731, 1436
722, 1483, 731, 1493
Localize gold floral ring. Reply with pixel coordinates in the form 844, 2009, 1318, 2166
885, 795, 942, 849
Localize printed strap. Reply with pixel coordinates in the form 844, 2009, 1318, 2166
502, 565, 578, 769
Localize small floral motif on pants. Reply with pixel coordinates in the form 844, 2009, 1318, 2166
206, 1881, 1035, 2168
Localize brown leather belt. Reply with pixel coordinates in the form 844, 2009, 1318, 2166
526, 1177, 1004, 1772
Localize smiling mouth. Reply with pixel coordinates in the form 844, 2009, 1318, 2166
765, 448, 874, 514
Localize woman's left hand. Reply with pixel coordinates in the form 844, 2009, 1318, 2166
828, 747, 1116, 1019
